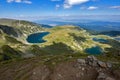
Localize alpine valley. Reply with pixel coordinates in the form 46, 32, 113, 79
0, 18, 120, 80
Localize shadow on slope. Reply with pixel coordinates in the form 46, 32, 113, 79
0, 25, 22, 37
42, 42, 74, 55
0, 45, 22, 61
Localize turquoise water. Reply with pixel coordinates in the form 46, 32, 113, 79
27, 32, 49, 43
85, 46, 103, 55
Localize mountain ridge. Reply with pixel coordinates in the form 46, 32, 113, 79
0, 18, 120, 80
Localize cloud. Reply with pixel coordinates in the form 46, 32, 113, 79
64, 0, 89, 9
63, 4, 72, 9
87, 6, 98, 10
23, 0, 32, 4
110, 6, 120, 9
51, 0, 98, 9
7, 0, 32, 4
56, 4, 60, 9
7, 0, 14, 3
15, 0, 21, 3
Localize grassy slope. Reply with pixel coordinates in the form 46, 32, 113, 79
0, 19, 120, 67
0, 19, 47, 61
41, 25, 111, 54
0, 18, 45, 43
0, 20, 120, 80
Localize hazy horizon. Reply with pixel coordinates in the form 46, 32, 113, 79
0, 0, 120, 22
1, 15, 120, 22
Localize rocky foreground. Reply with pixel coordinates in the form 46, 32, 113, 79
0, 56, 119, 80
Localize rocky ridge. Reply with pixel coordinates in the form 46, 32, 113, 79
0, 55, 119, 80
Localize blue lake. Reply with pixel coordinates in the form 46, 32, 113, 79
27, 32, 49, 43
85, 46, 103, 55
93, 38, 108, 43
115, 38, 120, 41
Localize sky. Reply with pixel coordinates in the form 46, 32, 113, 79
0, 0, 120, 20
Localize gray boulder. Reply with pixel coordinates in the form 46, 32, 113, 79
77, 59, 86, 65
97, 72, 115, 80
98, 61, 107, 68
77, 56, 112, 68
106, 62, 112, 68
105, 77, 115, 80
97, 72, 106, 80
86, 56, 98, 67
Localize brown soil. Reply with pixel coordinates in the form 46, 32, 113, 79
0, 58, 119, 80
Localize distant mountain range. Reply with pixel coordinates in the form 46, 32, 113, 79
35, 20, 120, 32
98, 31, 120, 37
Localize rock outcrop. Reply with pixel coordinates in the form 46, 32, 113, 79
77, 56, 112, 68
0, 56, 119, 80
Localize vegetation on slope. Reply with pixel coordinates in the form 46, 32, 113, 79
0, 25, 22, 37
41, 25, 111, 54
0, 19, 44, 39
99, 31, 120, 37
0, 19, 120, 71
0, 45, 22, 61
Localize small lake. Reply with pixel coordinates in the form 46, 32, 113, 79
26, 32, 49, 43
115, 38, 120, 41
85, 46, 103, 55
93, 38, 108, 43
